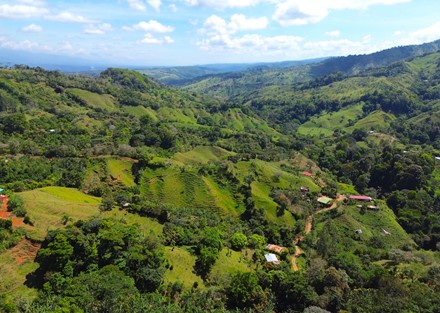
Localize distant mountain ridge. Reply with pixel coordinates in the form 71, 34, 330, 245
137, 58, 327, 86
181, 39, 440, 100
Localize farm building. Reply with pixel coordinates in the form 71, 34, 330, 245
265, 253, 280, 264
301, 171, 313, 177
349, 195, 372, 202
300, 186, 309, 193
317, 196, 333, 206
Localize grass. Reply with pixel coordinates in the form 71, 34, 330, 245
202, 176, 241, 216
0, 244, 39, 302
141, 167, 216, 210
107, 158, 136, 187
122, 105, 158, 121
18, 187, 101, 241
298, 104, 363, 137
349, 110, 395, 132
67, 88, 117, 112
315, 200, 414, 250
209, 248, 253, 285
102, 208, 163, 237
173, 146, 235, 165
164, 246, 205, 289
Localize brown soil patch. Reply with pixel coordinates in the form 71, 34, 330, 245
11, 217, 24, 227
8, 238, 41, 265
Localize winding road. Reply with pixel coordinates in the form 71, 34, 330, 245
291, 195, 345, 271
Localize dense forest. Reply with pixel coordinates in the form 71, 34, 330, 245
0, 42, 440, 313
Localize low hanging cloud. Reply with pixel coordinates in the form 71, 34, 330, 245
273, 0, 411, 26
22, 23, 43, 33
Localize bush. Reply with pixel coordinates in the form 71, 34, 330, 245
230, 232, 248, 251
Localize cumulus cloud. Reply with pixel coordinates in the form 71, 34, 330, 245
0, 4, 48, 19
273, 0, 411, 26
46, 11, 94, 23
202, 14, 269, 35
148, 0, 161, 11
84, 23, 113, 35
21, 23, 43, 33
185, 0, 260, 9
123, 20, 174, 33
198, 33, 303, 54
139, 33, 174, 44
126, 0, 147, 11
408, 21, 440, 43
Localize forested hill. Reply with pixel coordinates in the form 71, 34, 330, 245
0, 48, 440, 313
137, 58, 326, 86
181, 39, 440, 100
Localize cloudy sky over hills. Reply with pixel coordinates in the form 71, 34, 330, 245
1, 0, 440, 66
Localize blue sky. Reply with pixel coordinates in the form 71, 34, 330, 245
1, 0, 440, 66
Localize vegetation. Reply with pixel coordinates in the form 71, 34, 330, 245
1, 41, 440, 312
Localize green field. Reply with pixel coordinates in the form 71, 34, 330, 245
19, 187, 101, 240
164, 247, 205, 288
173, 146, 235, 165
107, 158, 136, 187
67, 88, 117, 112
297, 104, 363, 137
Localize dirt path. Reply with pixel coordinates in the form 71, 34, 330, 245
0, 196, 24, 227
291, 195, 345, 271
8, 238, 40, 264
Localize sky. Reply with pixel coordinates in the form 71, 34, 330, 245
1, 0, 440, 67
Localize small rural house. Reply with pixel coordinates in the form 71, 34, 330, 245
301, 171, 313, 177
265, 253, 280, 264
349, 195, 372, 202
317, 196, 333, 206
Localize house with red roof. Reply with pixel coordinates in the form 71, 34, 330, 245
349, 195, 372, 202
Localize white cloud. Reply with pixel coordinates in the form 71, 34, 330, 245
326, 30, 341, 37
408, 21, 440, 43
202, 14, 268, 35
273, 1, 328, 26
169, 4, 177, 12
126, 0, 147, 11
0, 4, 48, 19
84, 23, 113, 35
198, 33, 303, 53
0, 37, 88, 57
123, 20, 174, 33
273, 0, 411, 26
46, 11, 94, 23
185, 0, 260, 9
139, 33, 174, 44
21, 23, 43, 33
148, 0, 161, 11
